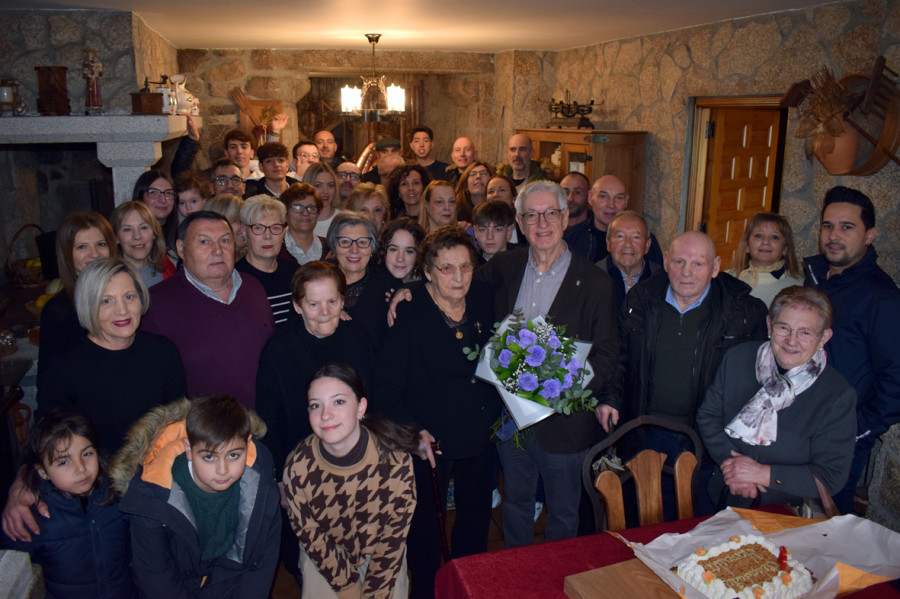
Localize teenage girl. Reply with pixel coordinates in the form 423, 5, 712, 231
282, 363, 419, 599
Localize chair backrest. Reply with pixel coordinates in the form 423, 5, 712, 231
581, 415, 703, 533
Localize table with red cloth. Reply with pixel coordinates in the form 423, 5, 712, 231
434, 512, 899, 599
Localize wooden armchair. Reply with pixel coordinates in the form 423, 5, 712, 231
581, 415, 703, 532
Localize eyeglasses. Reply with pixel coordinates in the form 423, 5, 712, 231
146, 188, 176, 199
520, 208, 564, 225
432, 262, 474, 276
213, 176, 244, 186
290, 204, 319, 214
468, 170, 490, 179
298, 152, 319, 159
335, 236, 373, 249
338, 172, 361, 181
771, 322, 822, 344
248, 223, 286, 236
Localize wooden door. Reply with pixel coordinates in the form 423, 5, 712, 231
687, 100, 786, 266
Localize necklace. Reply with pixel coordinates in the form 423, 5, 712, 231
439, 309, 467, 339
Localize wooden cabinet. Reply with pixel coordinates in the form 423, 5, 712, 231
515, 128, 647, 213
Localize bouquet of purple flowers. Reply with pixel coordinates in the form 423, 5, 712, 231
471, 310, 596, 431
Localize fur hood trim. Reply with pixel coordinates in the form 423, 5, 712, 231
109, 398, 267, 496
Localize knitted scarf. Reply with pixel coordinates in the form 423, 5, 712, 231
737, 259, 785, 288
725, 341, 825, 446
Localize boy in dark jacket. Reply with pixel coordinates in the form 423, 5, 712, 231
112, 396, 280, 599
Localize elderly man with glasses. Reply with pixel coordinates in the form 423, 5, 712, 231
476, 180, 619, 548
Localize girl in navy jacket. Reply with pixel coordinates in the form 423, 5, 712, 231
1, 409, 135, 599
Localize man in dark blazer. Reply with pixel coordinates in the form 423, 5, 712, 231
476, 181, 619, 548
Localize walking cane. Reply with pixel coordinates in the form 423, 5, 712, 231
430, 441, 451, 563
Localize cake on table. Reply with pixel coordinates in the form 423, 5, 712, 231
676, 534, 813, 598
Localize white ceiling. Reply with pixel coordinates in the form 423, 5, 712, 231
8, 0, 834, 52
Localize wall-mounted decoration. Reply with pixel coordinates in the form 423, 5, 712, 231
782, 57, 900, 176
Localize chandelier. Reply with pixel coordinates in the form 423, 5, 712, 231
341, 34, 405, 121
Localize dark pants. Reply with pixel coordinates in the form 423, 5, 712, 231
497, 435, 588, 548
834, 444, 871, 514
407, 448, 492, 599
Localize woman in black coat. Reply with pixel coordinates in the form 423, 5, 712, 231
374, 226, 499, 599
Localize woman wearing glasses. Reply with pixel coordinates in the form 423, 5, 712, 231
326, 211, 400, 343
234, 195, 297, 328
697, 286, 856, 510
132, 169, 178, 259
375, 227, 498, 599
279, 183, 328, 266
454, 161, 495, 222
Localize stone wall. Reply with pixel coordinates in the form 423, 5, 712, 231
0, 10, 140, 115
132, 13, 178, 94
175, 48, 495, 167
540, 0, 900, 282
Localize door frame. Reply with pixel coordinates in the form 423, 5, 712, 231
685, 96, 786, 232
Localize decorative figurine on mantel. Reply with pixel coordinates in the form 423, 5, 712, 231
82, 48, 103, 115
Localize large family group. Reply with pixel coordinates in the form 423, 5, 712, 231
1, 117, 898, 599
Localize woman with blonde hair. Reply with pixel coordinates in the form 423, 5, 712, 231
346, 182, 390, 234
418, 180, 458, 234
110, 201, 175, 288
727, 213, 804, 306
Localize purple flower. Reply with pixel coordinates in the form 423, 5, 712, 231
547, 333, 562, 350
525, 345, 546, 367
498, 349, 513, 368
517, 372, 539, 392
562, 373, 573, 389
567, 358, 581, 376
505, 334, 518, 347
538, 379, 563, 399
518, 329, 537, 347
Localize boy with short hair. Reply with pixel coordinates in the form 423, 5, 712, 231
175, 171, 214, 221
223, 129, 263, 180
113, 396, 280, 599
472, 199, 516, 264
244, 142, 299, 199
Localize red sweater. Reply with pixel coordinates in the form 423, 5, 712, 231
141, 270, 274, 408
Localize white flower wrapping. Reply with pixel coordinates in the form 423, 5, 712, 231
474, 314, 594, 430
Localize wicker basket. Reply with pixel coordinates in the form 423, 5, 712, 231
5, 224, 46, 289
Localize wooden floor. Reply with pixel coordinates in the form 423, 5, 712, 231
271, 490, 549, 597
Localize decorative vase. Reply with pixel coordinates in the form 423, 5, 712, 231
169, 74, 195, 115
814, 117, 859, 175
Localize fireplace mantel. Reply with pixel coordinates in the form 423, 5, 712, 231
0, 115, 200, 206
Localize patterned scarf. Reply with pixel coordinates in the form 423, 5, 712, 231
725, 341, 826, 446
737, 259, 785, 288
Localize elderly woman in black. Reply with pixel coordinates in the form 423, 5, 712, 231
374, 226, 499, 599
255, 260, 375, 588
697, 286, 856, 509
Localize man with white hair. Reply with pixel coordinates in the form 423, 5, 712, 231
477, 180, 618, 548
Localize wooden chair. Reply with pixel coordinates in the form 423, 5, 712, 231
581, 415, 703, 532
